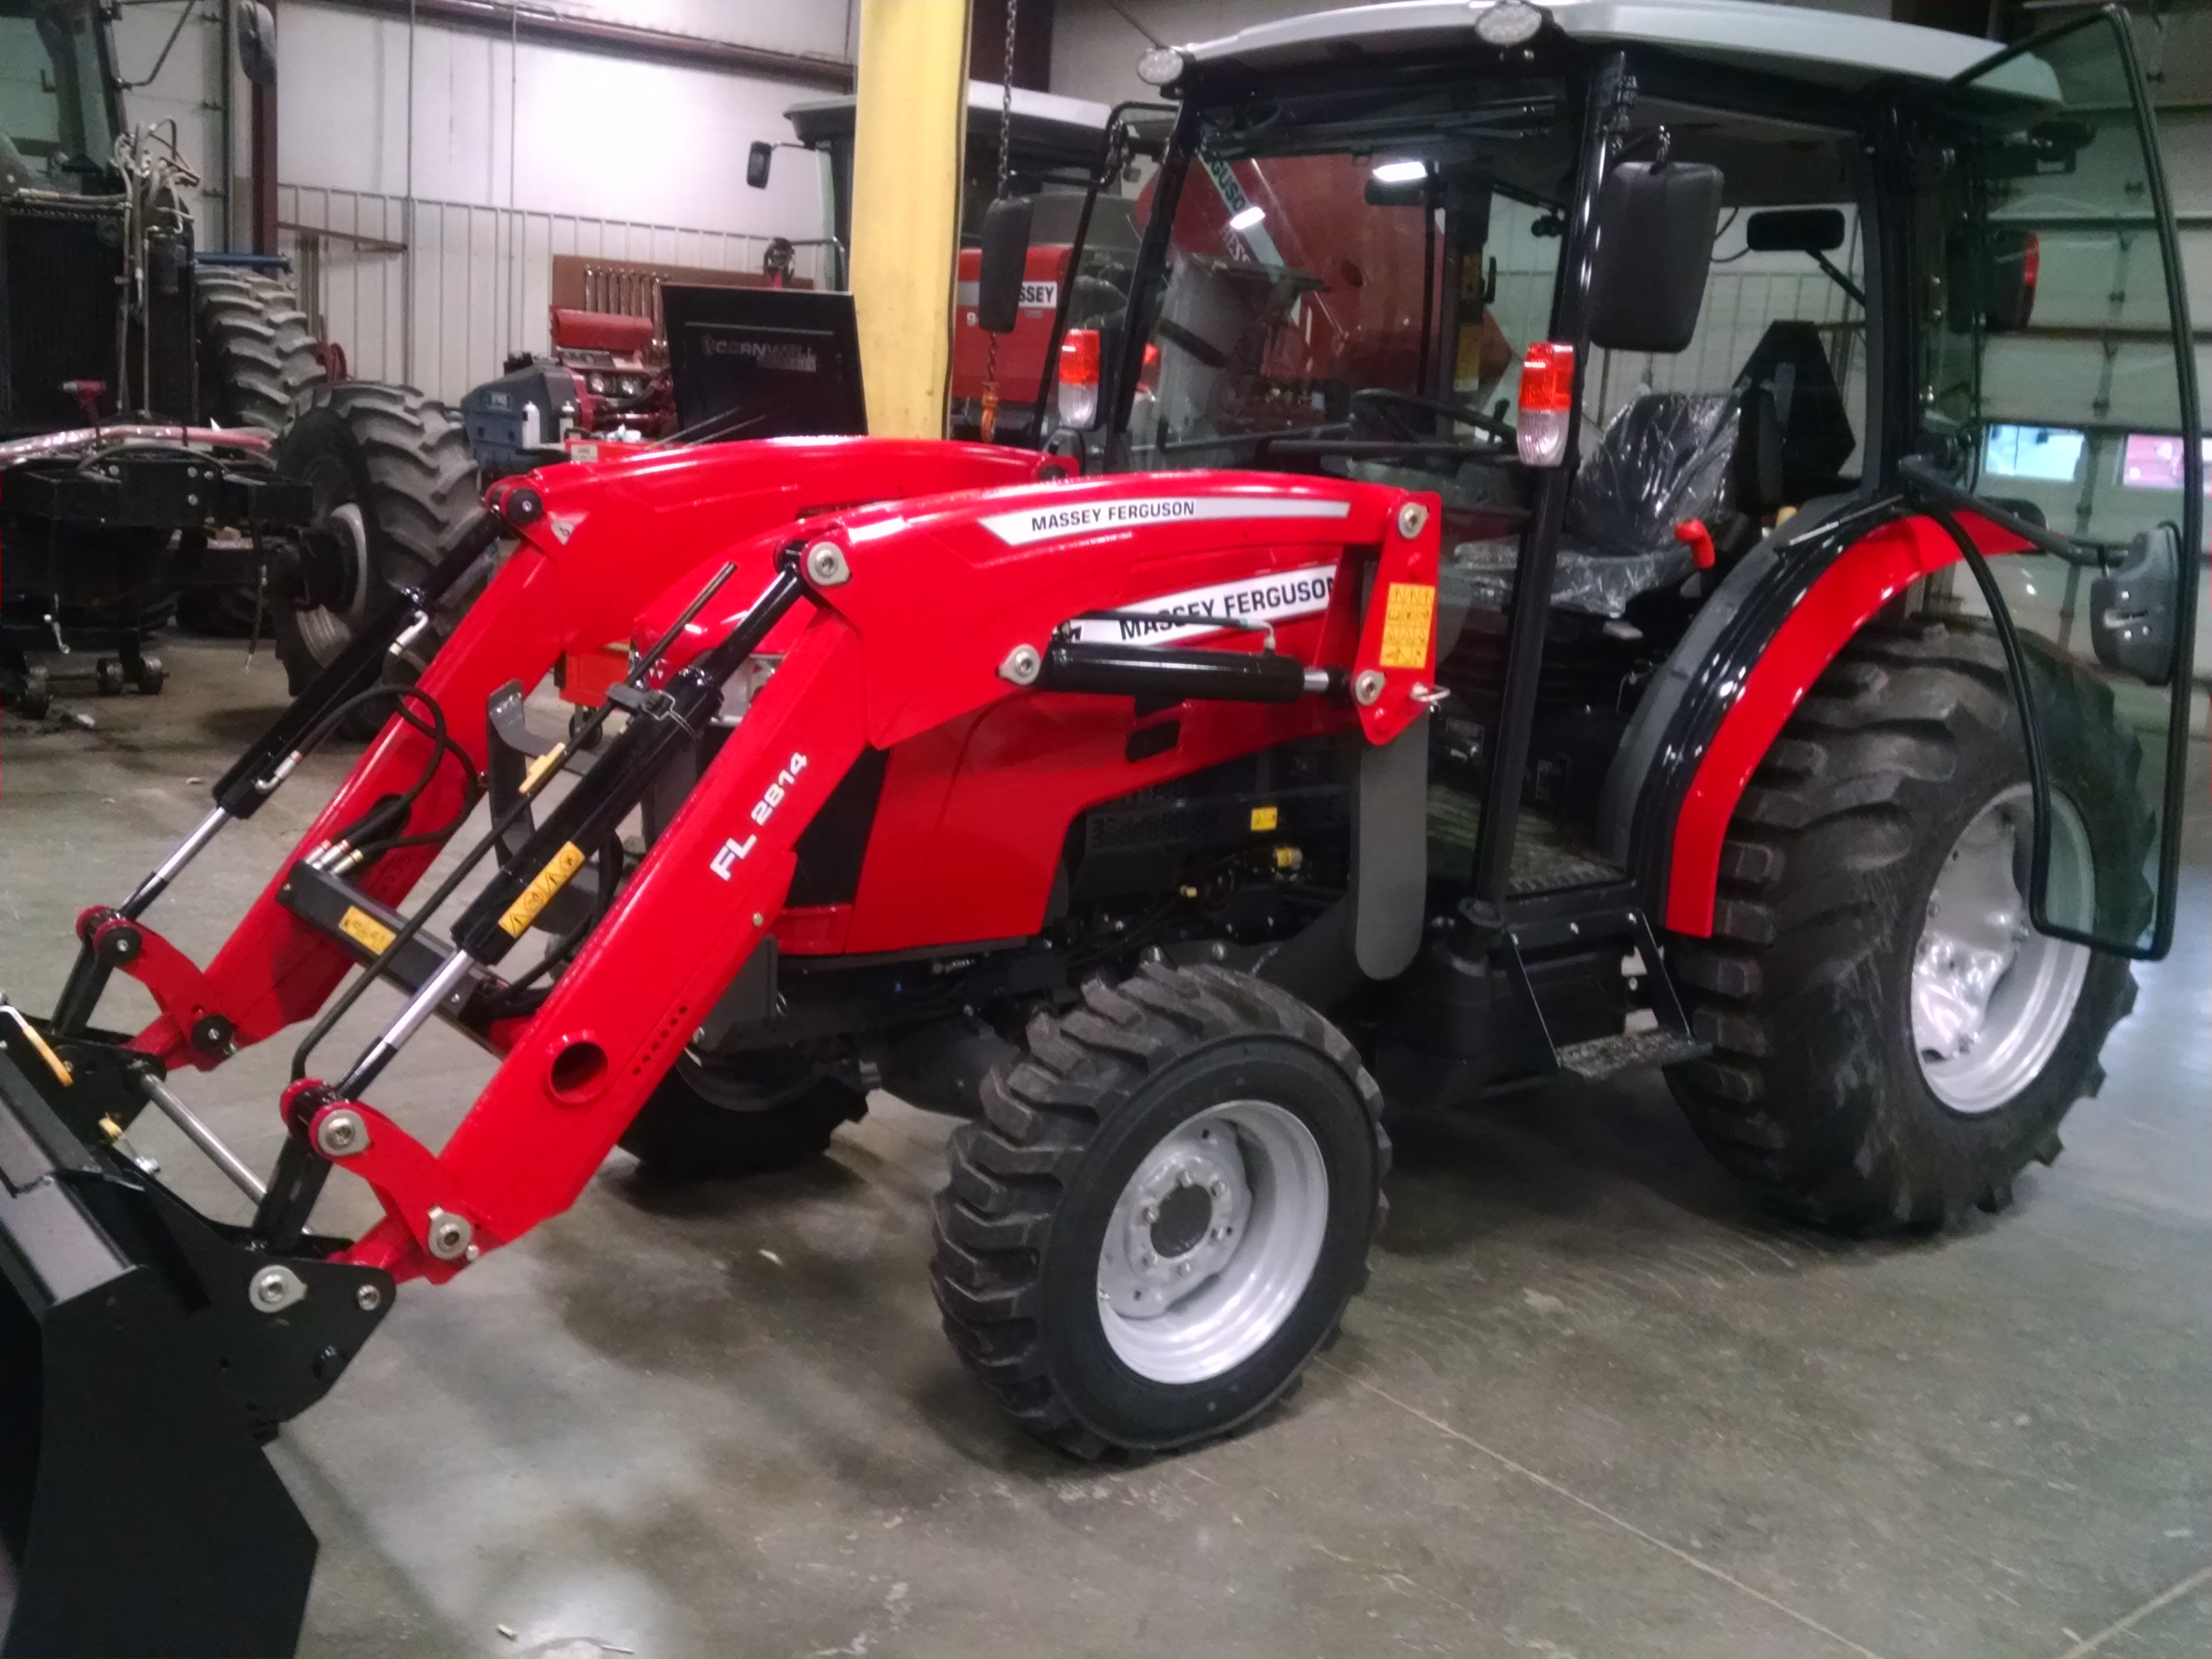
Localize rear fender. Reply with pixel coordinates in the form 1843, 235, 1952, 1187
1617, 509, 2036, 938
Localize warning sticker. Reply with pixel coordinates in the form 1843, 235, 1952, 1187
498, 841, 587, 939
1377, 582, 1436, 669
1064, 563, 1338, 647
981, 495, 1352, 548
337, 905, 397, 956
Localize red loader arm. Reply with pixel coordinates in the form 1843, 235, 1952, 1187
319, 472, 1441, 1283
126, 439, 1057, 1071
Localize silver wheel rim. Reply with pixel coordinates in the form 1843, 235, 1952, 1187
1096, 1099, 1329, 1385
1912, 784, 2094, 1115
296, 500, 370, 664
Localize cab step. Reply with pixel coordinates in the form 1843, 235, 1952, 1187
1555, 1027, 1708, 1081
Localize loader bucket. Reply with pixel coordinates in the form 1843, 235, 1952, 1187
1, 1043, 391, 1658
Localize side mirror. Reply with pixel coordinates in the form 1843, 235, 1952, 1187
237, 1, 277, 87
1585, 159, 1722, 355
746, 141, 774, 190
975, 195, 1035, 336
1745, 207, 1845, 255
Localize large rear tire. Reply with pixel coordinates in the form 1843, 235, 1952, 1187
179, 270, 327, 635
270, 383, 482, 703
619, 1049, 869, 1180
932, 964, 1388, 1458
1667, 622, 2150, 1233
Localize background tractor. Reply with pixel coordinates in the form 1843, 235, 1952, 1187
0, 0, 478, 717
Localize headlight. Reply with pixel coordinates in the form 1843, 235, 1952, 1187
1474, 0, 1547, 47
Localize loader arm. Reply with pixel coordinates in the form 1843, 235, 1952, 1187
100, 440, 1055, 1072
298, 473, 1440, 1284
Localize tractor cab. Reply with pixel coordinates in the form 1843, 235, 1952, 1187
990, 0, 2199, 979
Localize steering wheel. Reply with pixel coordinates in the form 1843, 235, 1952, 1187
1349, 387, 1516, 446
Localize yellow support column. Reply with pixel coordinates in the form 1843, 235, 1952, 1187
850, 0, 971, 438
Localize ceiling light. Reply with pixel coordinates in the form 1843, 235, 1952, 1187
1227, 204, 1266, 231
1371, 160, 1429, 184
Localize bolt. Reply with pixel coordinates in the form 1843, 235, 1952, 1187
999, 643, 1042, 685
1396, 500, 1429, 539
1210, 1179, 1228, 1198
1141, 1250, 1156, 1268
1352, 668, 1387, 706
1209, 942, 1228, 962
1177, 1260, 1193, 1276
803, 541, 850, 585
314, 1107, 368, 1159
356, 1283, 384, 1313
425, 1206, 473, 1262
249, 1264, 306, 1313
1141, 1203, 1158, 1223
751, 912, 765, 927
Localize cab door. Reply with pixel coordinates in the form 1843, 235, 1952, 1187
1912, 5, 2202, 958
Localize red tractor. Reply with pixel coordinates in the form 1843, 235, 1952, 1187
1, 4, 2197, 1653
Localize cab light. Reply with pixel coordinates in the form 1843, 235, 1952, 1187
1059, 328, 1101, 430
1518, 340, 1573, 467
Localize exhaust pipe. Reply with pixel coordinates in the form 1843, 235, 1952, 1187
1, 1036, 392, 1656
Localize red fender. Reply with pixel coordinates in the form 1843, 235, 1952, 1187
1664, 510, 2036, 938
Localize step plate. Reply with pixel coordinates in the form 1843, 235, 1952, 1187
1555, 1027, 1708, 1081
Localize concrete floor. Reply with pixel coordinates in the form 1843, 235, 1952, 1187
2, 635, 2206, 1659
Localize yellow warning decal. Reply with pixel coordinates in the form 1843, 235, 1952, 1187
1378, 582, 1437, 669
1250, 806, 1280, 833
338, 905, 397, 956
498, 841, 587, 938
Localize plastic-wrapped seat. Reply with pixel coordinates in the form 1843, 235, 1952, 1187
1449, 389, 1747, 619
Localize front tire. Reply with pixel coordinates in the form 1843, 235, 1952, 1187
932, 964, 1388, 1458
1667, 623, 2149, 1232
619, 1049, 868, 1179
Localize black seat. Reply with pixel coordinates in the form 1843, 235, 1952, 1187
1734, 320, 1855, 499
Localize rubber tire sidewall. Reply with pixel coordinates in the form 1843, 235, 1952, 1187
1031, 1036, 1378, 1450
1862, 726, 2137, 1200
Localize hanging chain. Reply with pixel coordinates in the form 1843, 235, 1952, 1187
980, 0, 1020, 440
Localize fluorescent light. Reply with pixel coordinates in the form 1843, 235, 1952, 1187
1227, 204, 1266, 231
1372, 160, 1428, 183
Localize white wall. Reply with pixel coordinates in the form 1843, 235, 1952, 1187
276, 1, 831, 236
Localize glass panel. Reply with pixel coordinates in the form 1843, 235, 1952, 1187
1918, 14, 2198, 954
0, 1, 114, 181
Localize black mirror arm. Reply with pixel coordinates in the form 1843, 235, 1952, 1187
1896, 456, 2102, 565
1811, 251, 1866, 309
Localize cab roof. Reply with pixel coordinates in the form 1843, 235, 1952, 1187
1177, 1, 2058, 99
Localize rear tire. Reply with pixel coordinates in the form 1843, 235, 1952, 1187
619, 1049, 868, 1179
181, 270, 326, 636
270, 383, 482, 710
1667, 623, 2149, 1232
932, 964, 1388, 1458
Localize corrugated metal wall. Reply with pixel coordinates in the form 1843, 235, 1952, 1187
276, 185, 832, 404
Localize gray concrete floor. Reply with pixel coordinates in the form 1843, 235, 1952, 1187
2, 636, 2207, 1659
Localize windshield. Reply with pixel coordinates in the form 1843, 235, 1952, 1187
1120, 83, 1575, 491
0, 0, 115, 186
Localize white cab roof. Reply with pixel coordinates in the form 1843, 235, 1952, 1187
1179, 1, 2058, 97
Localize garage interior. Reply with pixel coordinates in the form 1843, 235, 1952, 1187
1, 2, 2207, 1656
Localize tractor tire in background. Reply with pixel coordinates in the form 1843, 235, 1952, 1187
933, 964, 1388, 1458
177, 270, 326, 635
270, 383, 483, 706
1666, 622, 2151, 1234
619, 1048, 869, 1179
